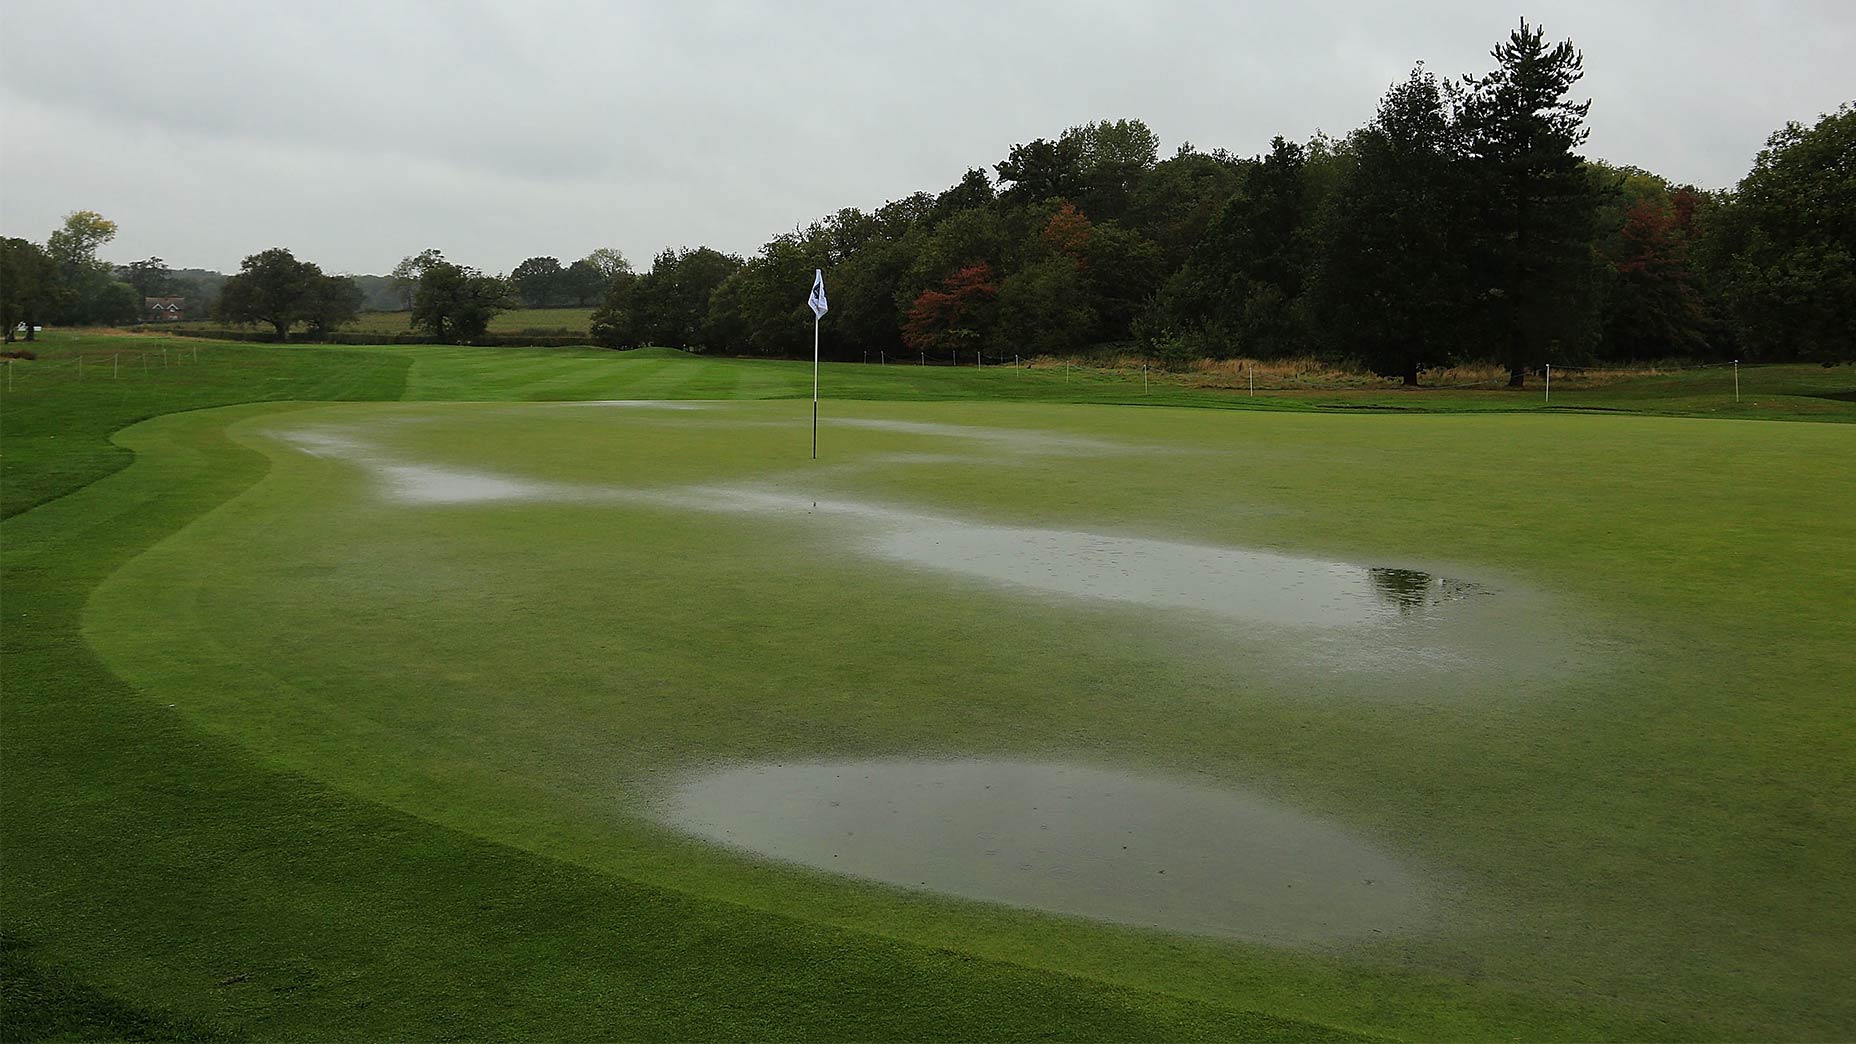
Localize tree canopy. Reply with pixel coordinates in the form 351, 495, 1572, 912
217, 248, 359, 340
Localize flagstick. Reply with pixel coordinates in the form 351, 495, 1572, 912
812, 314, 819, 460
1733, 359, 1740, 403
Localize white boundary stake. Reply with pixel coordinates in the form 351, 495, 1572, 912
1734, 359, 1740, 403
1249, 365, 1254, 396
114, 353, 120, 378
1143, 364, 1149, 394
1545, 363, 1551, 403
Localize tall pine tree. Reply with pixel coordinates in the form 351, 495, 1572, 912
1463, 19, 1600, 386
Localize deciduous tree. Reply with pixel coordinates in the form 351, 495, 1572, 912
1315, 66, 1474, 384
304, 275, 365, 338
903, 263, 997, 355
390, 249, 445, 310
511, 256, 564, 308
45, 210, 120, 325
1601, 200, 1710, 358
1703, 104, 1855, 364
412, 262, 510, 343
218, 247, 325, 340
562, 259, 607, 307
1, 238, 62, 342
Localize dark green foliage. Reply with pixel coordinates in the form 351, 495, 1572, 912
931, 168, 995, 224
628, 247, 743, 349
1082, 221, 1164, 341
1314, 67, 1474, 384
1460, 18, 1601, 385
1070, 118, 1162, 222
303, 274, 366, 338
1, 237, 62, 342
993, 256, 1095, 356
1703, 104, 1855, 364
511, 255, 565, 307
995, 135, 1087, 205
120, 256, 173, 298
707, 233, 826, 357
93, 279, 142, 324
391, 248, 446, 310
1127, 147, 1248, 271
588, 271, 638, 348
411, 261, 510, 343
561, 258, 607, 306
1148, 136, 1314, 358
1600, 198, 1711, 358
216, 247, 333, 340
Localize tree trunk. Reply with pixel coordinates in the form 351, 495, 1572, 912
271, 320, 289, 342
1403, 365, 1418, 387
1507, 365, 1526, 388
23, 314, 36, 342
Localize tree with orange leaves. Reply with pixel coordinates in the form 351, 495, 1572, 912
902, 264, 998, 354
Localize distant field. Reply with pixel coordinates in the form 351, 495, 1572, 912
160, 307, 597, 338
4, 331, 1855, 1041
343, 307, 596, 335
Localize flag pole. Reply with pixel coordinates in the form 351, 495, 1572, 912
812, 314, 819, 460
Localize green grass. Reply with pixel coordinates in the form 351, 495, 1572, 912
4, 330, 1855, 1040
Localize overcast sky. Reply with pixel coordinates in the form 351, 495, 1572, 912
2, 0, 1849, 276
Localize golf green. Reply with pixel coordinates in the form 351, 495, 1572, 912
73, 392, 1856, 1039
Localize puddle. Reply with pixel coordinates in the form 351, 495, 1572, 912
376, 464, 563, 504
264, 424, 1488, 630
639, 487, 1483, 629
268, 426, 589, 505
659, 758, 1434, 945
875, 524, 1479, 627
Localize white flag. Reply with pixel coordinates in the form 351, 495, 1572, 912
808, 269, 828, 319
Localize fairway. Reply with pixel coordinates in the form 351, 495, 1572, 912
32, 363, 1850, 1040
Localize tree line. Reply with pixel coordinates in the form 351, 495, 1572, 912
6, 19, 1849, 367
585, 19, 1850, 380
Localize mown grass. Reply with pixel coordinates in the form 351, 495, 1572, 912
2, 333, 1373, 1042
4, 329, 1854, 1040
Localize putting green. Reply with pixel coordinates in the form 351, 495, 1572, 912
82, 395, 1856, 1039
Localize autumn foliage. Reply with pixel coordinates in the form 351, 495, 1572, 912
1040, 202, 1094, 260
903, 263, 999, 353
